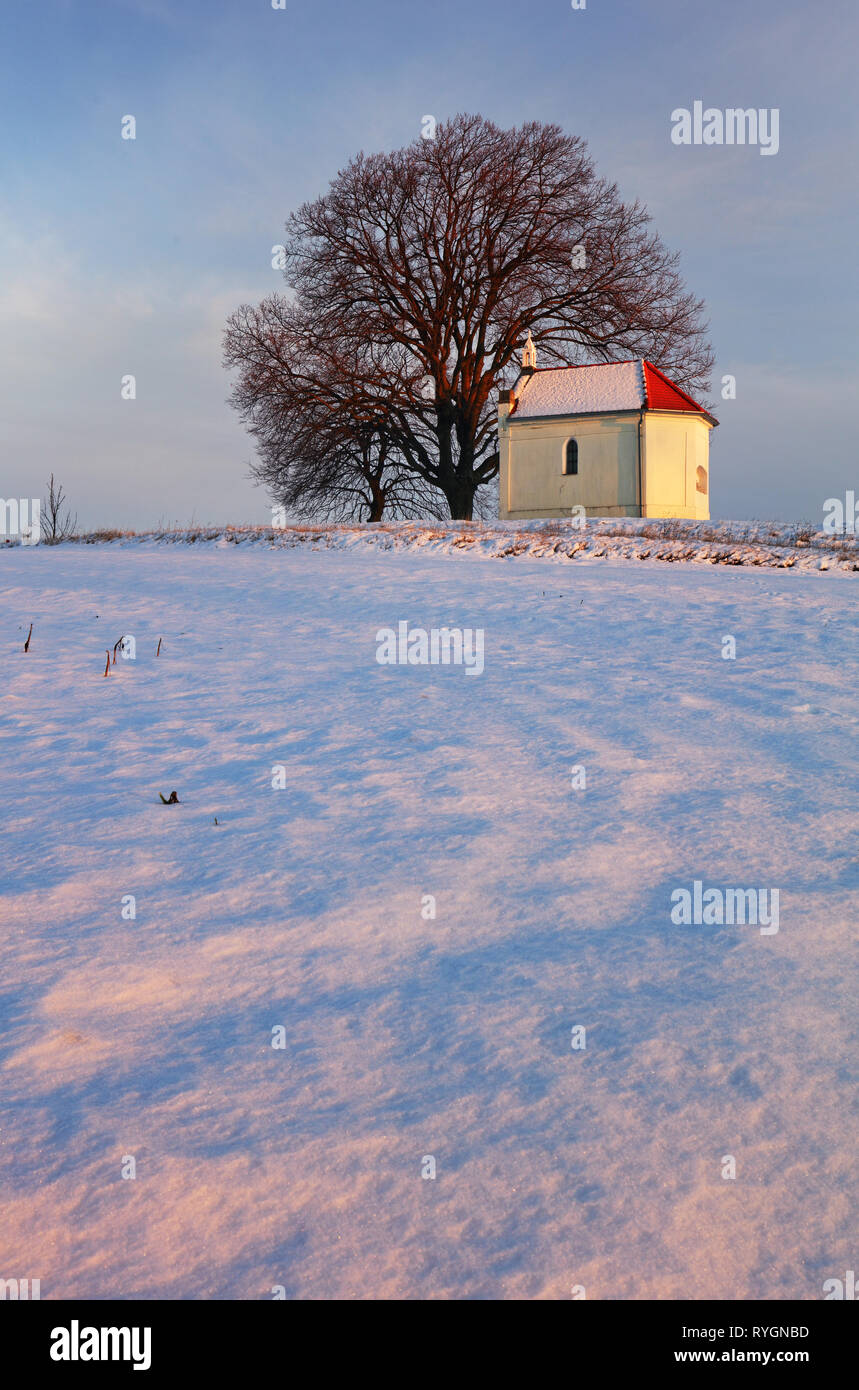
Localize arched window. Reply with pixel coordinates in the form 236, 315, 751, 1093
563, 439, 578, 476
696, 465, 707, 494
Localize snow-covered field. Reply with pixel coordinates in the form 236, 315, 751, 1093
1, 539, 856, 1300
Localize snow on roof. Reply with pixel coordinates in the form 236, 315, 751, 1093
512, 360, 644, 417
509, 359, 716, 424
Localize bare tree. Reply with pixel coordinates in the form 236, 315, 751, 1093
40, 474, 77, 544
224, 301, 444, 522
227, 113, 713, 520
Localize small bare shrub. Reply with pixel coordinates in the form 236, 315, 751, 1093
40, 474, 77, 544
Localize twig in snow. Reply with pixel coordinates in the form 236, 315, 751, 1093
23, 623, 33, 652
103, 651, 110, 677
156, 638, 162, 657
159, 790, 180, 804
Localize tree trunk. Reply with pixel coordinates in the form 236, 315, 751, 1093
444, 478, 476, 520
436, 413, 476, 520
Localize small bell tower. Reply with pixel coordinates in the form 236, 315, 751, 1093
521, 329, 537, 374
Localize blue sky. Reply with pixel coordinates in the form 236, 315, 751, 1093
1, 0, 856, 527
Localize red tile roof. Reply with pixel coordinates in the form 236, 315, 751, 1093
642, 361, 715, 421
508, 358, 718, 426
